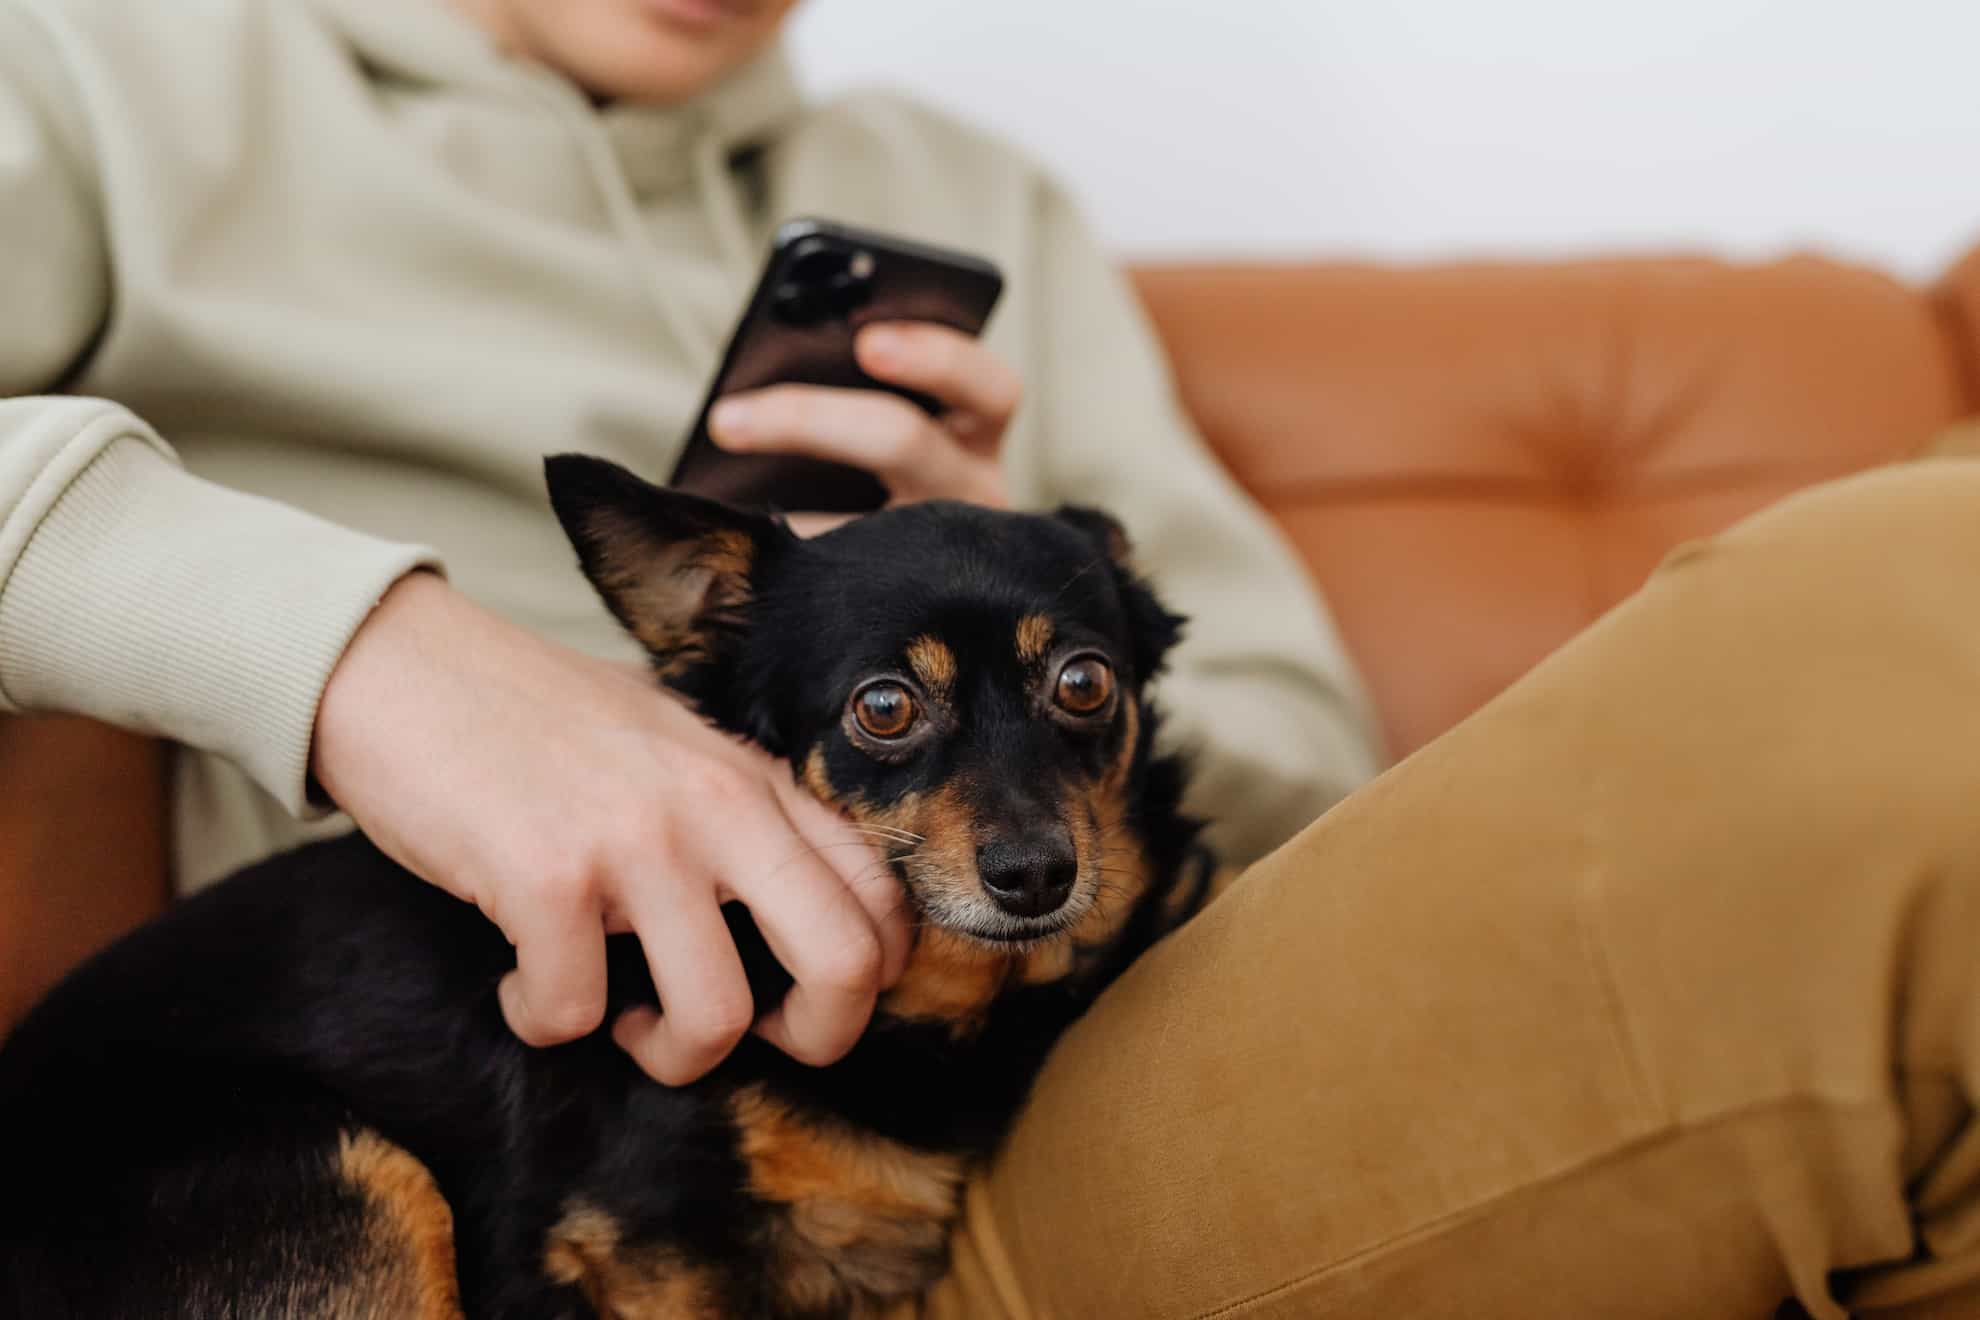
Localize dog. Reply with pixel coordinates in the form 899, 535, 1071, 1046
0, 454, 1212, 1319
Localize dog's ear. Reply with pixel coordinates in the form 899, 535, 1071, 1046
1052, 505, 1185, 681
545, 454, 793, 675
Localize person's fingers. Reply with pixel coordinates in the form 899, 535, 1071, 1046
611, 875, 756, 1085
713, 810, 885, 1068
854, 322, 1021, 447
744, 889, 884, 1068
495, 877, 610, 1047
771, 770, 912, 988
710, 386, 954, 490
693, 732, 907, 985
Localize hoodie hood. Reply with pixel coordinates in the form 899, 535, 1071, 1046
302, 0, 802, 346
304, 0, 804, 174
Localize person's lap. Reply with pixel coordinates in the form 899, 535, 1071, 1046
917, 458, 1980, 1318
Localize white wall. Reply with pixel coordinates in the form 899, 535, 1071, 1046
788, 0, 1980, 278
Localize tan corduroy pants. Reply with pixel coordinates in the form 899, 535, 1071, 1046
920, 459, 1980, 1318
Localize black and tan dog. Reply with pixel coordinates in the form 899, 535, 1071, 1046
0, 455, 1211, 1319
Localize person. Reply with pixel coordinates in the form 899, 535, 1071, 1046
0, 0, 1377, 1088
10, 3, 1980, 1317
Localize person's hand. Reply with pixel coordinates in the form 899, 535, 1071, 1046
311, 572, 910, 1085
708, 322, 1018, 535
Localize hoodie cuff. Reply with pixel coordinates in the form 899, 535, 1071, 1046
0, 432, 440, 817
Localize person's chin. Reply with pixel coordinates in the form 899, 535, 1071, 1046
565, 4, 772, 102
567, 36, 747, 103
633, 0, 761, 39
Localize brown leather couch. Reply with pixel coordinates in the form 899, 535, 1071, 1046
6, 242, 1980, 1031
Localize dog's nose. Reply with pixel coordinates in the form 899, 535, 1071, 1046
976, 827, 1077, 918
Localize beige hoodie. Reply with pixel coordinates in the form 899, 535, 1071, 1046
0, 0, 1380, 890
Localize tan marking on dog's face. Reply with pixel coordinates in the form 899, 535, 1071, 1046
902, 635, 957, 701
803, 748, 925, 888
544, 1204, 722, 1318
1106, 697, 1140, 794
801, 745, 837, 805
883, 927, 1015, 1028
335, 1130, 464, 1320
1014, 614, 1055, 665
880, 781, 978, 916
731, 1086, 963, 1314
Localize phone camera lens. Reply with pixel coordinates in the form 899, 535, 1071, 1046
773, 244, 875, 324
770, 280, 824, 325
824, 253, 873, 315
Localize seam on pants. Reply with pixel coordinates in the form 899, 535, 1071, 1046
1573, 846, 1668, 1124
1189, 1091, 1889, 1320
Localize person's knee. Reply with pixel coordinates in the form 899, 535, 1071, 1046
1649, 458, 1980, 602
1602, 457, 1980, 777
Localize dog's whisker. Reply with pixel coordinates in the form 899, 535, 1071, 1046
1052, 552, 1108, 600
782, 839, 902, 855
859, 822, 924, 837
850, 830, 926, 850
764, 843, 924, 887
849, 822, 924, 842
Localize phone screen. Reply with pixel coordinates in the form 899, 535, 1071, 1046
669, 219, 1004, 515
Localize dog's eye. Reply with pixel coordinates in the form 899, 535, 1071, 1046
852, 681, 918, 739
1053, 656, 1115, 717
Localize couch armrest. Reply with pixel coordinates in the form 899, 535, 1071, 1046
0, 714, 169, 1037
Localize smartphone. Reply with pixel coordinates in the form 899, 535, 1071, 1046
668, 218, 1005, 514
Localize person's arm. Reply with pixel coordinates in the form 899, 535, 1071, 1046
1012, 182, 1383, 864
0, 10, 903, 1083
0, 401, 447, 814
0, 5, 438, 815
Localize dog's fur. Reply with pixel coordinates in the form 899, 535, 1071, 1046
0, 456, 1211, 1319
